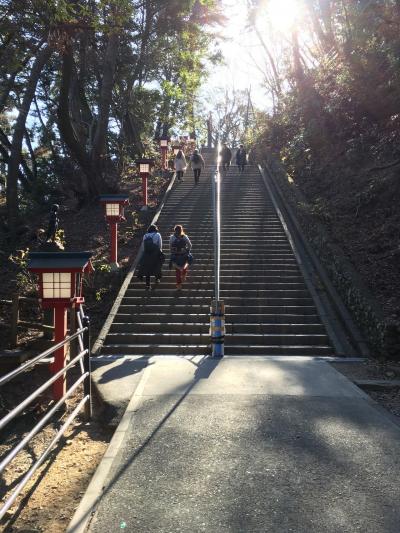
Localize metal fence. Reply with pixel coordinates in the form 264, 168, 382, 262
0, 305, 91, 520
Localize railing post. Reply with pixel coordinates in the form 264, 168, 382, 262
82, 315, 92, 420
69, 308, 77, 359
10, 293, 19, 348
211, 300, 225, 358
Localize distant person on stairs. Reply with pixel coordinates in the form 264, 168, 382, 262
236, 144, 247, 173
137, 224, 164, 290
174, 150, 187, 182
169, 225, 192, 290
189, 149, 205, 185
220, 144, 232, 172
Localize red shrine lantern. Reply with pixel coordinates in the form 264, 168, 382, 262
99, 195, 129, 268
159, 137, 169, 171
135, 158, 155, 210
27, 252, 93, 400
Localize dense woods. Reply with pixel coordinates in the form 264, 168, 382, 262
249, 0, 400, 349
0, 0, 220, 244
248, 1, 400, 169
1, 0, 400, 348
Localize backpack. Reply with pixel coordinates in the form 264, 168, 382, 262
172, 235, 187, 254
144, 235, 158, 254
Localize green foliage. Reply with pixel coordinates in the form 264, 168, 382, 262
8, 248, 36, 293
0, 0, 222, 222
95, 288, 109, 301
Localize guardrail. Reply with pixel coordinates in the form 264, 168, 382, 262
0, 305, 91, 520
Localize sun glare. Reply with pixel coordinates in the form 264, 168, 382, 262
266, 0, 303, 33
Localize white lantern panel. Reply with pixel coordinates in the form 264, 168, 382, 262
106, 203, 120, 217
139, 164, 150, 173
43, 272, 72, 299
160, 140, 168, 147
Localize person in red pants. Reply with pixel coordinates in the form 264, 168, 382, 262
169, 225, 192, 289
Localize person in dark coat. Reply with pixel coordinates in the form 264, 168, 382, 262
236, 144, 247, 173
189, 149, 205, 184
220, 144, 232, 172
137, 224, 164, 289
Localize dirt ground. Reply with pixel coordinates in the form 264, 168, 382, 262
331, 359, 400, 418
0, 172, 169, 351
0, 173, 170, 532
0, 368, 112, 533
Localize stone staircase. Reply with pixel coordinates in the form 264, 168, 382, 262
99, 159, 333, 358
101, 156, 215, 357
220, 165, 332, 356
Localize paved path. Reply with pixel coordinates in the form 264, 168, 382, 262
70, 357, 400, 533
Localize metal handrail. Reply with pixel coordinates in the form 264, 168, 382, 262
0, 373, 88, 473
213, 142, 222, 301
0, 349, 87, 432
0, 327, 87, 387
0, 306, 92, 522
210, 142, 225, 358
0, 395, 89, 520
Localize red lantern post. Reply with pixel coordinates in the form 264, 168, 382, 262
99, 195, 129, 269
135, 158, 155, 211
160, 138, 169, 170
27, 252, 93, 400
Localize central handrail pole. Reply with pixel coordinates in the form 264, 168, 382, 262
210, 142, 225, 358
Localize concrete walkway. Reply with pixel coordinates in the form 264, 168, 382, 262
69, 357, 400, 533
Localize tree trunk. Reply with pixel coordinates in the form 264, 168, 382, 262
7, 45, 52, 243
57, 45, 94, 195
90, 30, 119, 189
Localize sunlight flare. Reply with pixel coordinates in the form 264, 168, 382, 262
264, 0, 303, 33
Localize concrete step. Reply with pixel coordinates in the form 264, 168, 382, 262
121, 296, 314, 306
114, 313, 321, 324
105, 332, 329, 346
99, 164, 334, 360
147, 280, 308, 289
101, 344, 211, 356
110, 323, 326, 335
223, 345, 333, 356
117, 304, 318, 315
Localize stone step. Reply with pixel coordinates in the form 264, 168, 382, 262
105, 332, 329, 346
101, 345, 210, 356
130, 282, 308, 291
100, 344, 332, 357
110, 323, 326, 335
114, 313, 321, 324
223, 345, 333, 356
121, 296, 314, 306
117, 304, 317, 315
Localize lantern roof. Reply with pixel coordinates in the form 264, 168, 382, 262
99, 194, 129, 204
135, 158, 155, 165
28, 252, 93, 273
